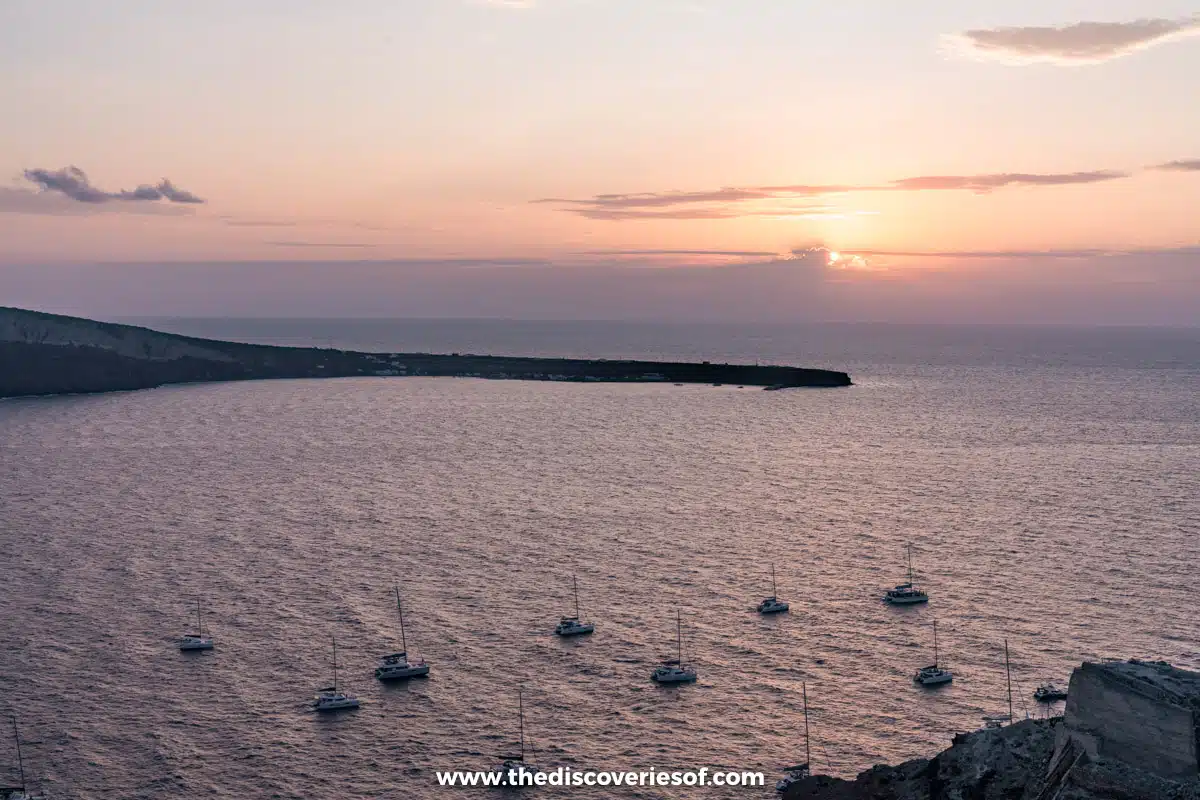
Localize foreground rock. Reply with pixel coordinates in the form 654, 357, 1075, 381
0, 306, 852, 398
787, 660, 1200, 800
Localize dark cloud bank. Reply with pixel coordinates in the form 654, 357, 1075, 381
2, 247, 1198, 326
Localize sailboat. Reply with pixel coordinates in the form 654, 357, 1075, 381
757, 564, 789, 614
376, 585, 431, 680
651, 610, 697, 683
983, 639, 1017, 728
313, 637, 360, 711
1, 716, 37, 800
913, 621, 953, 686
1033, 682, 1068, 703
493, 689, 540, 785
555, 574, 594, 636
883, 544, 929, 605
775, 682, 813, 792
178, 599, 214, 651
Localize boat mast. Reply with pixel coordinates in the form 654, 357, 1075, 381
907, 544, 915, 585
572, 574, 581, 619
933, 621, 939, 667
1005, 639, 1013, 724
771, 564, 778, 597
11, 716, 25, 793
518, 689, 525, 760
332, 637, 338, 692
196, 599, 202, 637
395, 585, 408, 654
676, 610, 683, 666
802, 682, 811, 768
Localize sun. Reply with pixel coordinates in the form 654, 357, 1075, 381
827, 251, 841, 264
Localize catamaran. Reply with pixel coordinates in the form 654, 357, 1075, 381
883, 544, 929, 605
313, 637, 360, 711
651, 610, 697, 683
178, 599, 214, 651
757, 565, 789, 614
376, 585, 430, 680
913, 621, 953, 686
775, 683, 813, 792
493, 689, 540, 785
554, 574, 594, 636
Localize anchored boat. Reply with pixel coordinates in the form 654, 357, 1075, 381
178, 599, 214, 651
883, 544, 929, 605
775, 683, 813, 793
376, 585, 430, 680
913, 621, 953, 686
982, 639, 1019, 728
1034, 682, 1068, 702
313, 637, 360, 711
554, 574, 594, 637
1, 716, 40, 800
651, 610, 697, 684
757, 564, 789, 614
493, 689, 540, 786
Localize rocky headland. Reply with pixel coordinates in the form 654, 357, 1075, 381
787, 659, 1200, 800
0, 306, 852, 398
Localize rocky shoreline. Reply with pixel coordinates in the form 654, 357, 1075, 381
787, 660, 1200, 800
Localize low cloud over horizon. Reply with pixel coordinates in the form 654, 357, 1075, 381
947, 16, 1200, 65
2, 246, 1197, 326
1154, 159, 1200, 172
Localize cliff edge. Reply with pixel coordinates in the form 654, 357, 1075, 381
787, 660, 1200, 800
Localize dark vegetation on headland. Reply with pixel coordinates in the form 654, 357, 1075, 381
0, 307, 852, 399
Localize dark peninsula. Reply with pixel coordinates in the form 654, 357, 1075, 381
0, 307, 852, 399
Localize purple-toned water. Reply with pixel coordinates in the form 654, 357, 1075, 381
2, 320, 1198, 799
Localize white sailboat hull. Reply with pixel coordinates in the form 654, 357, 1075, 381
376, 663, 430, 680
178, 637, 214, 651
914, 672, 953, 686
314, 695, 360, 711
652, 667, 697, 683
555, 622, 594, 636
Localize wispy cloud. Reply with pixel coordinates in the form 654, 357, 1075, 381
23, 166, 205, 204
537, 169, 1132, 220
535, 187, 848, 211
843, 245, 1200, 260
268, 241, 377, 248
578, 249, 781, 257
567, 207, 747, 221
219, 216, 399, 231
889, 171, 1126, 192
221, 219, 299, 228
0, 187, 196, 217
946, 16, 1200, 65
474, 0, 536, 8
1152, 159, 1200, 172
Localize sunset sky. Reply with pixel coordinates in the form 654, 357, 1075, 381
2, 0, 1198, 322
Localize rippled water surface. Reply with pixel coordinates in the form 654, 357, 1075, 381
2, 321, 1198, 799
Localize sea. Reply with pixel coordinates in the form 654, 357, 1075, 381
2, 319, 1198, 799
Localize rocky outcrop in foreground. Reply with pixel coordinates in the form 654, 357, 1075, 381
0, 306, 852, 398
787, 660, 1200, 800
